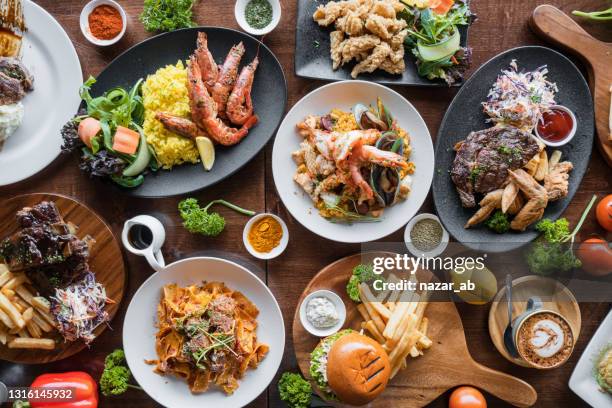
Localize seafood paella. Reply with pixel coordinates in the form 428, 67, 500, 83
292, 98, 415, 221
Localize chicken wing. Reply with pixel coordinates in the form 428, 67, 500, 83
508, 169, 548, 231
544, 161, 573, 201
465, 189, 503, 228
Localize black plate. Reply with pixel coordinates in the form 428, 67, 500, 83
88, 27, 287, 197
295, 0, 469, 86
432, 46, 594, 252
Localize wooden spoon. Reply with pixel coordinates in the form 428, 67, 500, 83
293, 253, 537, 407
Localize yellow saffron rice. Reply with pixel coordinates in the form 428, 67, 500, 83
142, 61, 198, 169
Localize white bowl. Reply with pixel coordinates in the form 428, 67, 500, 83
271, 80, 435, 243
80, 0, 127, 46
243, 213, 289, 259
234, 0, 281, 36
299, 290, 347, 337
534, 104, 577, 147
404, 213, 449, 258
123, 257, 285, 408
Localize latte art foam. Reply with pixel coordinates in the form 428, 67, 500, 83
529, 319, 565, 358
516, 311, 574, 368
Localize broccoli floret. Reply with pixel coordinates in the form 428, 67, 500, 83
346, 264, 378, 303
178, 198, 255, 237
99, 349, 142, 397
485, 210, 510, 234
278, 372, 312, 408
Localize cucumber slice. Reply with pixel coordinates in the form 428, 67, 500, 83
417, 29, 460, 62
122, 128, 151, 177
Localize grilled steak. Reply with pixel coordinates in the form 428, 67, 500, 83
451, 126, 540, 208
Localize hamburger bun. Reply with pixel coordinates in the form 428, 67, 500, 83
326, 332, 391, 406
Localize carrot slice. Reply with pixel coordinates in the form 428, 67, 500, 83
112, 126, 140, 154
431, 0, 454, 14
77, 117, 101, 148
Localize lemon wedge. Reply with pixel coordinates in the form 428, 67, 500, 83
450, 264, 498, 305
196, 136, 215, 171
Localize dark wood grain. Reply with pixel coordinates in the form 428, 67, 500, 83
0, 193, 125, 363
292, 253, 538, 407
0, 0, 611, 407
530, 4, 612, 166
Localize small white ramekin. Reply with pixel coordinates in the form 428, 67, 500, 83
404, 213, 449, 258
234, 0, 281, 36
242, 213, 289, 259
299, 290, 346, 337
80, 0, 127, 47
534, 105, 577, 147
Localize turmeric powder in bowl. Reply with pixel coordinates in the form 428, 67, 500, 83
248, 215, 283, 253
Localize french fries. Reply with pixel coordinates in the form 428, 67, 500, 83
8, 337, 55, 350
357, 276, 431, 379
534, 150, 548, 181
0, 264, 57, 350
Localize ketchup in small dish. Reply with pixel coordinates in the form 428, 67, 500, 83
535, 105, 576, 146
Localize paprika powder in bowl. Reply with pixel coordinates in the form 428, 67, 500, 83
243, 213, 289, 259
80, 0, 127, 46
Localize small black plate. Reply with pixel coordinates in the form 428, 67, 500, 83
432, 46, 594, 252
87, 27, 287, 198
295, 0, 469, 86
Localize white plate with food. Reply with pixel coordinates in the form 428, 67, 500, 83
569, 308, 612, 407
123, 257, 284, 408
272, 80, 434, 243
0, 0, 82, 186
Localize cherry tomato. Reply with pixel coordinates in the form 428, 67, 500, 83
596, 195, 612, 232
449, 386, 487, 408
577, 238, 612, 276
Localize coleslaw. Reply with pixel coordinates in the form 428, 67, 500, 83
482, 59, 558, 131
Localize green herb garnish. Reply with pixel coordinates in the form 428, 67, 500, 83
140, 0, 196, 32
178, 198, 255, 237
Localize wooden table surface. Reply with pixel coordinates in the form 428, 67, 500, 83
1, 0, 611, 407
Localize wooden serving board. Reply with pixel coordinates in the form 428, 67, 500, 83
530, 4, 612, 167
0, 193, 126, 363
293, 253, 538, 408
488, 275, 581, 367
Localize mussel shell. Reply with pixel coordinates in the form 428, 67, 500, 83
377, 97, 393, 129
369, 132, 404, 207
370, 166, 401, 207
375, 131, 404, 156
353, 103, 388, 131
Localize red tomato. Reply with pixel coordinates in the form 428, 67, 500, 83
577, 238, 612, 276
449, 386, 487, 408
596, 195, 612, 232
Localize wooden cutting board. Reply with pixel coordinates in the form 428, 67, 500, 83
0, 193, 126, 363
293, 253, 538, 408
530, 4, 612, 167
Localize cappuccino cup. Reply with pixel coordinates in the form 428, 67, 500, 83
511, 297, 574, 369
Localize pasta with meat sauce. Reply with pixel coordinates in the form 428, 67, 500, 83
148, 281, 269, 394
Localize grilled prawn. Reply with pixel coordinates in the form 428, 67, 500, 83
212, 42, 245, 118
226, 57, 259, 125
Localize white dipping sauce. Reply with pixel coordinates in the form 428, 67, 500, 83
529, 319, 565, 358
0, 102, 24, 146
306, 296, 339, 328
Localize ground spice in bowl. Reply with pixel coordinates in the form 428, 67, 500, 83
245, 0, 273, 29
248, 215, 282, 253
410, 218, 443, 252
88, 5, 123, 40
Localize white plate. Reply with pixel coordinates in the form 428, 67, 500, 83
272, 80, 434, 243
123, 257, 285, 408
569, 308, 612, 407
0, 0, 82, 186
